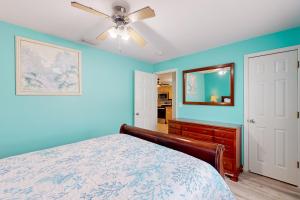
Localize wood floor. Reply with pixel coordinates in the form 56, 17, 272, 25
157, 123, 168, 134
225, 172, 300, 200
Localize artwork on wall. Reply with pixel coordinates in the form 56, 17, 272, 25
186, 73, 197, 95
16, 36, 82, 95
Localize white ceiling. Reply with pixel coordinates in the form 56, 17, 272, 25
0, 0, 300, 63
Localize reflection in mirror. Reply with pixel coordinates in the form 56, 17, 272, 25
183, 63, 234, 106
185, 67, 230, 102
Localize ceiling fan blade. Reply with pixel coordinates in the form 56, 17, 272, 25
96, 27, 113, 41
127, 27, 146, 47
71, 2, 110, 18
127, 6, 155, 23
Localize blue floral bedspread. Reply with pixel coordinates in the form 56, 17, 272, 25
0, 134, 234, 200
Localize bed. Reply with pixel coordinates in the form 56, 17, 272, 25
0, 124, 234, 200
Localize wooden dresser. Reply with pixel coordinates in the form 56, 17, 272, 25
168, 118, 242, 181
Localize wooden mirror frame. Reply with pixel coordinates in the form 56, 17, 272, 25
183, 63, 234, 106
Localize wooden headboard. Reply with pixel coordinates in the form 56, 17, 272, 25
120, 124, 225, 177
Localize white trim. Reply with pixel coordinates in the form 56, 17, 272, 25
245, 45, 300, 58
244, 45, 300, 186
298, 48, 300, 187
155, 68, 178, 118
243, 55, 250, 171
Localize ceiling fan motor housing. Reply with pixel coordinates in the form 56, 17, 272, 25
112, 6, 129, 26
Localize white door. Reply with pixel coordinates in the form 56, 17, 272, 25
134, 71, 157, 130
248, 50, 298, 185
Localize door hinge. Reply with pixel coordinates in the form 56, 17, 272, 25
297, 161, 299, 169
298, 61, 300, 68
298, 112, 300, 119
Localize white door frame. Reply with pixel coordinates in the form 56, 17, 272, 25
155, 69, 178, 118
244, 45, 300, 186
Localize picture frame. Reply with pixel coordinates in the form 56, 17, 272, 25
16, 36, 82, 96
182, 63, 234, 106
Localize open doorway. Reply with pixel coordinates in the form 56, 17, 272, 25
156, 71, 177, 133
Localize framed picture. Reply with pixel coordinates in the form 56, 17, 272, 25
16, 36, 82, 95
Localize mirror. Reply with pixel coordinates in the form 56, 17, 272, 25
183, 63, 234, 106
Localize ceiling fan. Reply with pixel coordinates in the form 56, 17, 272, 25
71, 1, 156, 47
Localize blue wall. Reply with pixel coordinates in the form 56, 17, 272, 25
0, 21, 153, 158
204, 72, 230, 102
1, 20, 300, 161
154, 26, 300, 124
154, 26, 300, 162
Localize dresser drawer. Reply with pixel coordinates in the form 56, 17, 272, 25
169, 123, 181, 129
168, 119, 241, 181
223, 144, 234, 153
169, 128, 181, 135
215, 137, 234, 146
182, 131, 214, 142
215, 137, 235, 159
223, 158, 234, 171
182, 125, 214, 136
214, 129, 235, 139
223, 145, 234, 157
224, 150, 234, 158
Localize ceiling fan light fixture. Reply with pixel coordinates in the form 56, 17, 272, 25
218, 70, 227, 76
120, 28, 130, 41
108, 27, 118, 38
109, 26, 130, 41
121, 33, 130, 41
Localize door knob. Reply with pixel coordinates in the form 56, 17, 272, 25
248, 119, 255, 123
136, 112, 140, 116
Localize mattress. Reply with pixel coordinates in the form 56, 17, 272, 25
0, 134, 234, 199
